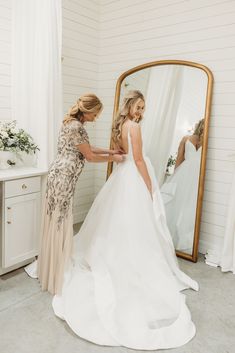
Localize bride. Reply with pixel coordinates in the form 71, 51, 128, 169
160, 119, 204, 252
52, 90, 199, 350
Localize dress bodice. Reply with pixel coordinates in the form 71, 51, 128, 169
184, 140, 202, 160
125, 128, 134, 161
124, 123, 147, 162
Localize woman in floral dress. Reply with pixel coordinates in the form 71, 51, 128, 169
38, 93, 124, 295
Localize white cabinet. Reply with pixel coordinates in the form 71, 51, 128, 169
4, 192, 40, 268
0, 169, 47, 275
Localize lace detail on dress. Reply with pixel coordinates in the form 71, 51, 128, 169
46, 120, 89, 229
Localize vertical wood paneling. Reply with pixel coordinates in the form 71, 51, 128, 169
0, 0, 11, 122
62, 0, 99, 223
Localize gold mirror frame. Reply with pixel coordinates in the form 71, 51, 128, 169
106, 60, 213, 262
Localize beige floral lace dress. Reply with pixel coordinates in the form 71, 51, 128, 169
38, 119, 89, 295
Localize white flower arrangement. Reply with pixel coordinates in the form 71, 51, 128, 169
0, 121, 39, 168
0, 120, 39, 154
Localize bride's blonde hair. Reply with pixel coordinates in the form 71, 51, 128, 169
63, 93, 103, 124
193, 118, 204, 140
112, 90, 145, 144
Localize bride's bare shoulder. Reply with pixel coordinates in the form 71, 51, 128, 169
129, 123, 142, 145
129, 121, 141, 133
122, 120, 139, 134
131, 121, 140, 128
177, 135, 189, 150
189, 134, 199, 142
180, 135, 190, 143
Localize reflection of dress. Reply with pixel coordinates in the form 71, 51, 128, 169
160, 140, 202, 252
38, 120, 89, 295
52, 127, 198, 350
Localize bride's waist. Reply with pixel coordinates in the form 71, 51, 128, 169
121, 154, 150, 164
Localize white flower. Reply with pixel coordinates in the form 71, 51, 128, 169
10, 128, 19, 134
7, 138, 16, 146
1, 131, 8, 138
0, 120, 39, 154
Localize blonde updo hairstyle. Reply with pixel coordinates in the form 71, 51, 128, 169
193, 118, 204, 140
63, 93, 103, 124
112, 90, 145, 144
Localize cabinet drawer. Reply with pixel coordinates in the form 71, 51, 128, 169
4, 176, 41, 198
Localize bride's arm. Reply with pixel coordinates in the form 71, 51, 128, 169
130, 123, 152, 197
175, 137, 186, 169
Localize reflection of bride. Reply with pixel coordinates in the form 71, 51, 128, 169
161, 119, 204, 252
52, 91, 199, 350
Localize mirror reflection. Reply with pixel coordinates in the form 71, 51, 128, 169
119, 64, 208, 256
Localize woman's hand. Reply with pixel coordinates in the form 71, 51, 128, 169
109, 148, 124, 155
78, 144, 124, 163
113, 154, 125, 163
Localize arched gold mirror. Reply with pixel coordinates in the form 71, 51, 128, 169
107, 60, 213, 262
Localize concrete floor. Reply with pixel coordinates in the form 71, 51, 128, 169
1, 230, 235, 353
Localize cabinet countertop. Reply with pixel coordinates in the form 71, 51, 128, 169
0, 167, 48, 181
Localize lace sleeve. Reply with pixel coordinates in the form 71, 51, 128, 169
71, 121, 89, 146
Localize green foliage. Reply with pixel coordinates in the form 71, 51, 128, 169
166, 154, 177, 173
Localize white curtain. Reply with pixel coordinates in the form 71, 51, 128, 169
12, 0, 63, 169
142, 66, 184, 186
220, 157, 235, 274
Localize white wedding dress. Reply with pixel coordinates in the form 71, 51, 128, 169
52, 128, 199, 350
160, 140, 202, 252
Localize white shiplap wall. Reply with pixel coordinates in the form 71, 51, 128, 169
97, 0, 235, 256
0, 0, 11, 122
62, 0, 99, 222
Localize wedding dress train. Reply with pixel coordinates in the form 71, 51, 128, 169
52, 129, 199, 350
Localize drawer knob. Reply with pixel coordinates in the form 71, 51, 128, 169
7, 207, 11, 210
7, 221, 11, 224
22, 184, 27, 189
